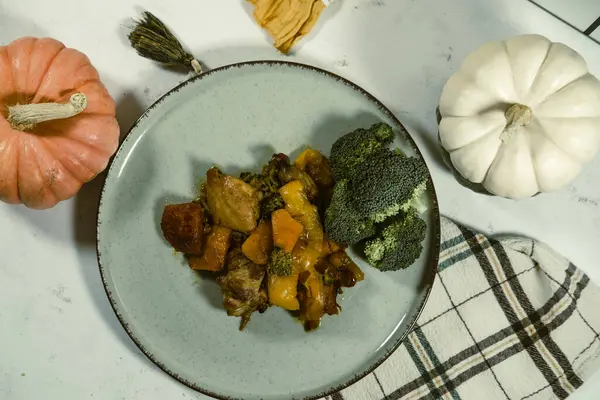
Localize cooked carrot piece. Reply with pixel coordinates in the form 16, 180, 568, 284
242, 219, 273, 265
271, 208, 303, 253
188, 226, 232, 271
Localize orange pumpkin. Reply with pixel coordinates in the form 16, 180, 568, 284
0, 37, 120, 209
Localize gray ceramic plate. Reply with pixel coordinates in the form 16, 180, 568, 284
97, 61, 440, 400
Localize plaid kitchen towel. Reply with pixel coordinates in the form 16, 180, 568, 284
327, 216, 600, 400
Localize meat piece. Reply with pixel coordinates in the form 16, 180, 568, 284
205, 167, 260, 233
188, 226, 232, 271
217, 248, 266, 305
294, 148, 335, 213
329, 251, 364, 287
160, 202, 205, 255
322, 281, 340, 316
315, 263, 341, 316
216, 248, 268, 330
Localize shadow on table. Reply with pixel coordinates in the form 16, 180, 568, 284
72, 89, 152, 365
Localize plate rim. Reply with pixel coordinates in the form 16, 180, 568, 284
96, 60, 441, 400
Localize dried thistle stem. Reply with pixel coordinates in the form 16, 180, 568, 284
128, 11, 202, 75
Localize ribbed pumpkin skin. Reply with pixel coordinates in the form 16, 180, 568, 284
438, 34, 600, 199
0, 37, 120, 209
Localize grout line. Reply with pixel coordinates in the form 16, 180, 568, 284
527, 1, 587, 36
584, 16, 600, 35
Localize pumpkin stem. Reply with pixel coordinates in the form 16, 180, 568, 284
7, 93, 87, 131
500, 104, 532, 143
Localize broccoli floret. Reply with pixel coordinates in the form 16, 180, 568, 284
267, 248, 293, 276
329, 122, 394, 182
261, 193, 285, 219
370, 122, 395, 142
351, 149, 429, 223
323, 122, 430, 273
364, 209, 427, 271
240, 171, 260, 185
324, 180, 376, 246
241, 154, 290, 220
241, 153, 290, 197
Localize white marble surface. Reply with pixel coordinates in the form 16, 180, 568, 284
1, 0, 600, 399
531, 0, 600, 31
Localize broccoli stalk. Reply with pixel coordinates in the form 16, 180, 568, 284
364, 209, 427, 272
267, 247, 293, 276
405, 181, 428, 215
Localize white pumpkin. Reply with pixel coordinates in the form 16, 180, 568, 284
438, 34, 600, 199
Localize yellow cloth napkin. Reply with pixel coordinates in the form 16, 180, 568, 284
248, 0, 326, 54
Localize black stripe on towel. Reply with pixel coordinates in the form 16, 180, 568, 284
491, 243, 583, 391
459, 226, 570, 399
